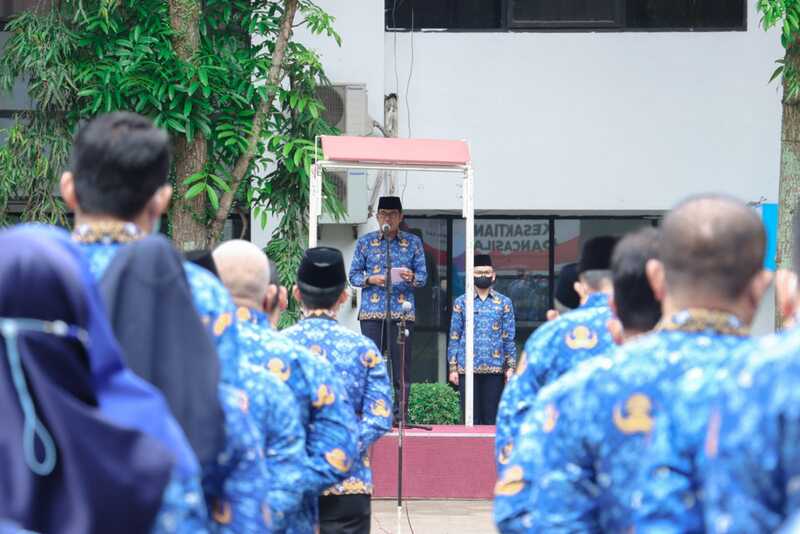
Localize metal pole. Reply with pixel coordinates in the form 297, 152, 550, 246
464, 165, 475, 426
309, 164, 320, 248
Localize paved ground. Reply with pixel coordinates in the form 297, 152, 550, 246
371, 499, 495, 534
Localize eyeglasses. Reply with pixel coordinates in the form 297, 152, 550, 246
1, 318, 90, 477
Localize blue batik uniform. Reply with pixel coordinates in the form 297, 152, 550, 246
239, 308, 358, 534
204, 384, 271, 533
700, 325, 800, 534
348, 230, 427, 321
221, 312, 308, 533
493, 310, 751, 534
448, 289, 516, 374
494, 292, 613, 469
76, 231, 271, 533
283, 315, 393, 496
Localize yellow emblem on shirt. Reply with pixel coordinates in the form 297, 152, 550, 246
494, 465, 525, 496
325, 448, 352, 473
542, 403, 559, 433
371, 239, 381, 247
613, 393, 654, 434
212, 500, 232, 525
362, 350, 382, 368
493, 349, 501, 359
236, 307, 251, 322
267, 358, 291, 382
493, 296, 502, 305
504, 304, 511, 313
453, 303, 462, 313
309, 345, 327, 360
451, 332, 461, 341
565, 325, 599, 350
515, 352, 528, 376
373, 265, 381, 273
492, 322, 500, 331
371, 399, 391, 418
312, 384, 336, 408
400, 239, 409, 248
370, 293, 381, 304
498, 442, 513, 465
213, 313, 233, 337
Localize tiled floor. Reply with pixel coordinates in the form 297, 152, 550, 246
371, 499, 496, 534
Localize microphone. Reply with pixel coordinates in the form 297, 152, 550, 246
381, 223, 391, 233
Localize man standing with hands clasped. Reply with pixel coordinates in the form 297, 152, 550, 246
349, 196, 427, 421
448, 254, 516, 425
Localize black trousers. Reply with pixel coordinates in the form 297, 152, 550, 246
319, 494, 371, 534
458, 373, 505, 425
360, 319, 413, 421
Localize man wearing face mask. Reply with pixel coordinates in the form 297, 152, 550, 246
448, 255, 516, 425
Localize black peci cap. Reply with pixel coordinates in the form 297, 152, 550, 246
578, 236, 619, 274
377, 196, 403, 211
297, 246, 347, 294
475, 254, 493, 268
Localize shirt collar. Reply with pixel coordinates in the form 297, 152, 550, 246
656, 309, 749, 337
581, 292, 610, 310
474, 288, 497, 301
301, 309, 338, 322
72, 221, 144, 244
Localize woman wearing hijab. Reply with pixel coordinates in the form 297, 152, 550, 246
0, 225, 208, 533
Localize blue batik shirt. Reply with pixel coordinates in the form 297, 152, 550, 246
348, 230, 427, 322
283, 314, 393, 496
75, 225, 270, 533
701, 325, 800, 534
448, 289, 516, 375
221, 314, 308, 533
239, 308, 358, 534
493, 310, 751, 534
494, 292, 613, 469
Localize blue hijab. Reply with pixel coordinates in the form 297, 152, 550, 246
0, 226, 177, 532
7, 225, 199, 476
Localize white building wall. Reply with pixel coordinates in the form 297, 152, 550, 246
254, 0, 783, 333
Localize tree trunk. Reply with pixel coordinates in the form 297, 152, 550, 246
777, 46, 800, 327
167, 0, 209, 250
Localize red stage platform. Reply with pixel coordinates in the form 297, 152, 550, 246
370, 425, 496, 500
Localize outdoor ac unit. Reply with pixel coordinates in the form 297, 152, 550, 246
319, 169, 368, 225
316, 83, 372, 225
316, 83, 372, 136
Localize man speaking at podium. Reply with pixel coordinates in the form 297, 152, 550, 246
349, 196, 427, 421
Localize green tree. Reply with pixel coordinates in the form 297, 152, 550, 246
0, 1, 344, 305
761, 1, 800, 282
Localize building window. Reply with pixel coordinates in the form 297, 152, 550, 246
386, 0, 745, 31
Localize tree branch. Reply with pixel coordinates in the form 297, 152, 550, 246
211, 0, 300, 239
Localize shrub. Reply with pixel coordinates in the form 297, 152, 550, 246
407, 382, 460, 425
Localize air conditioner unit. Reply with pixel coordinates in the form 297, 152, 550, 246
316, 83, 372, 136
319, 169, 368, 225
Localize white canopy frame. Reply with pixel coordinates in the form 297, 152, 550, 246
309, 143, 478, 426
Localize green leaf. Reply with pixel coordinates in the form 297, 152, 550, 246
198, 69, 209, 87
207, 185, 219, 210
183, 172, 206, 186
185, 182, 206, 200
209, 174, 231, 192
770, 65, 785, 83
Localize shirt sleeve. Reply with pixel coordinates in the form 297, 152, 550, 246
357, 341, 394, 455
261, 376, 308, 531
349, 238, 368, 288
448, 299, 464, 373
411, 236, 428, 287
503, 298, 517, 370
302, 353, 360, 494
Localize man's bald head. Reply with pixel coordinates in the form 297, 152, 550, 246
660, 194, 765, 301
213, 240, 271, 306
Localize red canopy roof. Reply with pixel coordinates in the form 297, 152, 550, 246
319, 135, 470, 167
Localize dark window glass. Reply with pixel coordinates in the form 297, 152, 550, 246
386, 0, 745, 31
511, 0, 622, 27
386, 0, 502, 30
